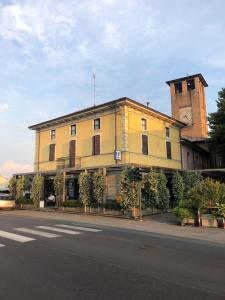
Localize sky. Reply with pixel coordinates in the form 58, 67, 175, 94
0, 0, 225, 178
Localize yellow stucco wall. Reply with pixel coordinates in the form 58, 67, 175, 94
35, 110, 120, 172
126, 106, 181, 169
34, 102, 182, 172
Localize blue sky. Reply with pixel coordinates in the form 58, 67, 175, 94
0, 0, 225, 178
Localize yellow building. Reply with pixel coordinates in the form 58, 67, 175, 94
29, 97, 184, 201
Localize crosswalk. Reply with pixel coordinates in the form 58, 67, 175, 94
0, 224, 102, 249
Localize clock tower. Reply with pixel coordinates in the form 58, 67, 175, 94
166, 74, 208, 140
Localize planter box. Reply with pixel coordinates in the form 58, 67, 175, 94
21, 204, 34, 210
201, 216, 218, 228
63, 207, 82, 213
217, 217, 224, 228
181, 217, 195, 226
103, 209, 122, 216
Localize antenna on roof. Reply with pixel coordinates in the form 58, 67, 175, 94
93, 73, 96, 106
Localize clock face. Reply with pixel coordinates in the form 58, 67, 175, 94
179, 107, 192, 124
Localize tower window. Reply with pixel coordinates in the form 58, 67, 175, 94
187, 79, 195, 91
174, 82, 182, 94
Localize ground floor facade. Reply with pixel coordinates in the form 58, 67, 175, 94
16, 164, 177, 208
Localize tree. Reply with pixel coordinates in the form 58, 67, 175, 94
142, 169, 158, 209
172, 172, 184, 204
157, 171, 170, 210
120, 168, 139, 209
92, 172, 105, 206
78, 172, 92, 208
31, 175, 44, 208
53, 172, 64, 207
208, 88, 225, 166
16, 177, 25, 202
183, 171, 202, 199
8, 176, 17, 199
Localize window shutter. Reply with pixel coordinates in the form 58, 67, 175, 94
69, 140, 76, 167
166, 141, 172, 159
142, 135, 148, 155
93, 135, 100, 155
49, 144, 55, 161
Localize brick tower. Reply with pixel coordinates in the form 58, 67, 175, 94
166, 74, 208, 140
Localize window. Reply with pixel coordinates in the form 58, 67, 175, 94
92, 135, 100, 155
142, 135, 148, 155
187, 79, 195, 91
49, 144, 55, 161
94, 118, 100, 130
141, 118, 147, 131
51, 129, 56, 140
174, 82, 182, 94
166, 141, 172, 159
69, 140, 76, 168
70, 124, 76, 136
166, 127, 170, 138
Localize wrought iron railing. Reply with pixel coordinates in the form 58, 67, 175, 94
56, 156, 81, 169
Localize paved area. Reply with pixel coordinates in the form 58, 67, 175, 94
0, 211, 225, 300
2, 209, 224, 245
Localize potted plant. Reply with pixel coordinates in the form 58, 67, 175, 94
173, 207, 195, 226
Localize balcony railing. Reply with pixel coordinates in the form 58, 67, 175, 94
56, 156, 81, 170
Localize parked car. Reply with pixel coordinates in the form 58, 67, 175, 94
0, 193, 15, 210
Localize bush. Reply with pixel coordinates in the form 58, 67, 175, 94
172, 172, 184, 204
183, 171, 202, 198
157, 172, 170, 210
18, 197, 33, 205
103, 201, 121, 211
188, 178, 225, 209
63, 200, 82, 208
173, 207, 195, 220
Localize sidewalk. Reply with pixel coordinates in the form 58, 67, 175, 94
1, 209, 225, 245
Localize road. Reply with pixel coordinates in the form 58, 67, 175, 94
0, 212, 224, 300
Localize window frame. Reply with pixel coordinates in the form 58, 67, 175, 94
94, 118, 101, 131
142, 134, 148, 155
70, 124, 76, 136
166, 141, 172, 159
141, 118, 147, 131
50, 129, 56, 141
166, 127, 170, 138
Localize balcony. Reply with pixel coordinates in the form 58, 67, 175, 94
56, 156, 81, 170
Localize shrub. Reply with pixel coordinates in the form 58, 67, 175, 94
31, 175, 44, 209
63, 200, 82, 208
18, 197, 33, 205
173, 207, 195, 220
188, 178, 224, 209
183, 171, 202, 198
103, 201, 121, 211
120, 168, 139, 209
53, 172, 64, 207
79, 172, 92, 207
142, 169, 158, 209
8, 176, 17, 199
172, 172, 184, 204
92, 172, 105, 205
157, 172, 170, 210
16, 177, 25, 202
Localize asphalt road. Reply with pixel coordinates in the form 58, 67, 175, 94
0, 213, 224, 300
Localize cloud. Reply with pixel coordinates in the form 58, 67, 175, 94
0, 103, 9, 112
0, 160, 33, 179
102, 22, 122, 49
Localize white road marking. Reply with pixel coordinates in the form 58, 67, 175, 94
0, 244, 5, 248
15, 228, 60, 238
0, 230, 35, 243
36, 226, 81, 235
55, 224, 102, 233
